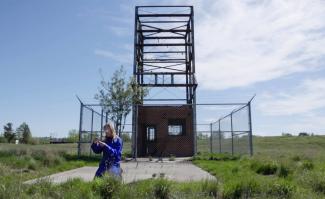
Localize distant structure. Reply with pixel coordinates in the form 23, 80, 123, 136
132, 6, 197, 157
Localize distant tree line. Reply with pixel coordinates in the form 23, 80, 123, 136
0, 122, 32, 144
281, 132, 315, 137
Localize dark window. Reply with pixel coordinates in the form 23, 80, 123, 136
168, 119, 185, 136
146, 126, 156, 141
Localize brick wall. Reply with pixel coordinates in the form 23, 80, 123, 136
137, 105, 194, 157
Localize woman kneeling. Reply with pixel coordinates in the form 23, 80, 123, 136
91, 123, 123, 179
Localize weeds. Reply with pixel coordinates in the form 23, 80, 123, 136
200, 179, 220, 197
250, 160, 278, 175
152, 178, 171, 199
223, 177, 260, 199
266, 179, 295, 198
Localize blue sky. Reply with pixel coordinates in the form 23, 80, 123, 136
1, 0, 325, 137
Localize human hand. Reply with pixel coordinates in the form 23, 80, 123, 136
93, 138, 99, 144
98, 141, 108, 147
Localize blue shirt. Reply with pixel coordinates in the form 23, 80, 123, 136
91, 136, 123, 168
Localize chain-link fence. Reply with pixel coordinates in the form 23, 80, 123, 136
78, 99, 253, 157
209, 103, 253, 155
77, 102, 133, 157
194, 102, 253, 156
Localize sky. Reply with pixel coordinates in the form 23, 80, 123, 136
1, 0, 325, 137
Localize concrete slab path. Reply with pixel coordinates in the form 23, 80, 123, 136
24, 158, 215, 184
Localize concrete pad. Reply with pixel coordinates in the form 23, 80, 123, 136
24, 158, 215, 184
24, 166, 96, 184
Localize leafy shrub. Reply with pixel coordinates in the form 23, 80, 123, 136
25, 178, 54, 196
201, 179, 220, 197
193, 153, 240, 161
301, 160, 314, 170
121, 152, 132, 160
277, 163, 290, 178
292, 155, 301, 162
223, 177, 260, 199
31, 150, 46, 161
0, 136, 7, 143
92, 174, 121, 199
309, 172, 325, 194
152, 178, 171, 199
42, 153, 64, 167
251, 160, 278, 175
29, 138, 39, 145
27, 158, 38, 170
231, 166, 239, 174
266, 180, 295, 198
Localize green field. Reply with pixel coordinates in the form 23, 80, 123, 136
194, 135, 325, 198
0, 136, 325, 198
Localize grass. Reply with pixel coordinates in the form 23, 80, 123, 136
193, 135, 325, 199
1, 136, 325, 198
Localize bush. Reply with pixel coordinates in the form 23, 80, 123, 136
0, 136, 7, 143
231, 167, 239, 174
43, 153, 64, 167
92, 174, 122, 199
122, 152, 132, 160
31, 150, 47, 161
27, 158, 38, 170
29, 138, 39, 145
201, 179, 220, 197
277, 163, 290, 178
309, 172, 325, 194
193, 153, 240, 161
152, 178, 171, 199
223, 177, 260, 199
291, 155, 301, 162
251, 160, 278, 175
25, 178, 54, 196
266, 180, 295, 198
301, 160, 314, 170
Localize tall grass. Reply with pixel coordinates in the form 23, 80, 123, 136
194, 135, 325, 198
1, 136, 325, 198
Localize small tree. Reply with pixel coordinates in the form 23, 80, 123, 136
121, 133, 131, 142
16, 122, 32, 144
4, 123, 15, 143
67, 129, 78, 143
298, 132, 309, 137
95, 66, 147, 136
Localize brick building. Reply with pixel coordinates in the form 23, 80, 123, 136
137, 105, 194, 157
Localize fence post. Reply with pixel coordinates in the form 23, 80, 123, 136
100, 109, 104, 140
210, 123, 213, 153
218, 120, 221, 153
90, 109, 94, 156
230, 112, 234, 156
248, 102, 253, 156
78, 102, 83, 157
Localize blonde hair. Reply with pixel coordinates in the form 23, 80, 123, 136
103, 123, 117, 139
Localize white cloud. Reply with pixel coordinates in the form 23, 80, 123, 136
107, 26, 131, 37
258, 78, 325, 116
94, 49, 132, 64
192, 0, 325, 90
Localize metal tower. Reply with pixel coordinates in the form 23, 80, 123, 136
132, 6, 197, 157
133, 6, 197, 103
